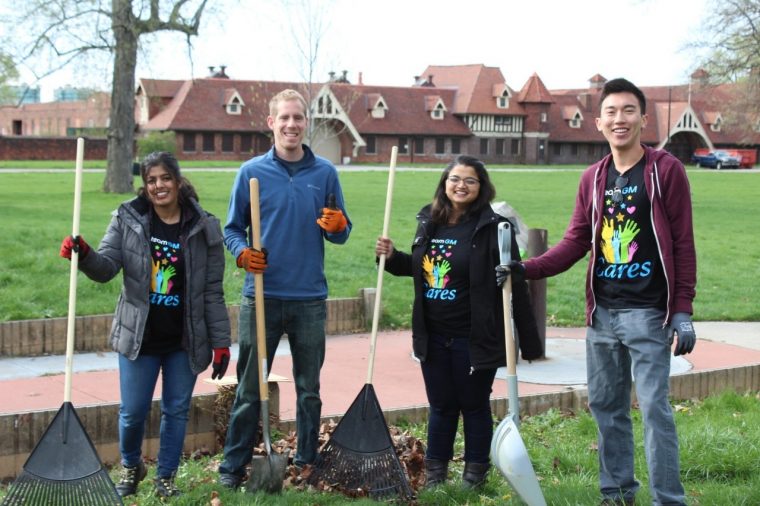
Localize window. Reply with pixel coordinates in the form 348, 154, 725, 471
222, 133, 234, 152
226, 102, 240, 115
414, 138, 424, 155
203, 133, 215, 152
570, 118, 581, 128
494, 116, 513, 128
540, 112, 548, 123
451, 138, 461, 154
365, 135, 376, 154
435, 138, 445, 154
496, 139, 505, 155
511, 139, 520, 155
497, 97, 508, 108
480, 138, 489, 155
552, 143, 561, 156
571, 144, 578, 156
431, 109, 443, 120
710, 117, 722, 132
398, 137, 408, 154
240, 133, 252, 153
183, 133, 196, 152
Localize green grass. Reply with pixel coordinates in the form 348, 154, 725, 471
0, 167, 758, 325
2, 390, 757, 504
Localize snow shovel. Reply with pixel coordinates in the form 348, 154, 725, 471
1, 138, 123, 506
308, 146, 413, 500
490, 221, 546, 506
245, 178, 288, 494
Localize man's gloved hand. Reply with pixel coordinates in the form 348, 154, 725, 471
212, 347, 230, 380
495, 264, 510, 287
236, 247, 267, 274
316, 208, 348, 234
671, 312, 696, 356
496, 261, 525, 286
60, 235, 91, 260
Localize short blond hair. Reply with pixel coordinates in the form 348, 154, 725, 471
269, 89, 308, 117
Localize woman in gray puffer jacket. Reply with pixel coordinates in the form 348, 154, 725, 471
59, 152, 231, 498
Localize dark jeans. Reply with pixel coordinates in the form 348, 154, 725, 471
220, 297, 326, 476
421, 333, 497, 464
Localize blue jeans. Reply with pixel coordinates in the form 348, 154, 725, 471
118, 350, 197, 479
421, 333, 497, 464
220, 297, 326, 475
587, 306, 685, 505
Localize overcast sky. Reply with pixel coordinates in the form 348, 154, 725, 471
28, 0, 711, 101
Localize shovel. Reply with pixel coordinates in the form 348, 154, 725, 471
490, 221, 546, 506
245, 178, 288, 494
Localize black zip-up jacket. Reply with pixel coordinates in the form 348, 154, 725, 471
384, 204, 542, 369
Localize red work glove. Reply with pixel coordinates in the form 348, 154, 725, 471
60, 235, 91, 260
316, 208, 348, 234
212, 347, 230, 380
236, 247, 267, 273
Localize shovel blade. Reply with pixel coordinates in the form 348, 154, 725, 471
246, 453, 289, 494
491, 418, 546, 506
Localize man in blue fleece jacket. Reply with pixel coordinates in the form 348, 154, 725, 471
219, 89, 351, 488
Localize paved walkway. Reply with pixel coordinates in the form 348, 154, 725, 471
0, 323, 758, 420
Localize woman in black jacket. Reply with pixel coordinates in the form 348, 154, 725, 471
375, 155, 541, 489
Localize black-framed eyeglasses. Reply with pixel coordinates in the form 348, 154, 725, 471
447, 175, 480, 186
611, 176, 629, 204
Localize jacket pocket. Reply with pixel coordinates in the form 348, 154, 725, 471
111, 296, 144, 358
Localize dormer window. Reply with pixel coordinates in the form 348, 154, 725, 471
367, 94, 388, 119
562, 106, 584, 128
224, 89, 244, 115
710, 115, 723, 132
425, 96, 447, 120
493, 83, 511, 109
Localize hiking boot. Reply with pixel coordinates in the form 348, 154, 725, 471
115, 461, 147, 497
218, 472, 243, 489
154, 474, 181, 497
424, 458, 448, 488
461, 461, 490, 489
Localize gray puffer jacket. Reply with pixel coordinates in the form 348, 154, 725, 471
78, 195, 231, 374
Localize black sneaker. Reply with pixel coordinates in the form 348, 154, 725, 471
218, 472, 243, 489
115, 461, 147, 497
154, 474, 181, 497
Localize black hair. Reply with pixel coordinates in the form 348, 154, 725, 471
600, 78, 647, 114
137, 151, 199, 206
430, 155, 496, 225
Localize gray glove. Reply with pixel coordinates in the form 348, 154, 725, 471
671, 312, 696, 356
495, 261, 525, 287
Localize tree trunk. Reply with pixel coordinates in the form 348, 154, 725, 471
104, 0, 138, 193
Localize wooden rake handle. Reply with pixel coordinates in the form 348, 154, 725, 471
367, 146, 398, 384
249, 178, 270, 402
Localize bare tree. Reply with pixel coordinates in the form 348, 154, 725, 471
2, 0, 210, 193
0, 50, 20, 104
692, 0, 760, 141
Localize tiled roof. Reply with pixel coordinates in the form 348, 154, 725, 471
517, 73, 554, 104
330, 84, 471, 136
419, 64, 526, 115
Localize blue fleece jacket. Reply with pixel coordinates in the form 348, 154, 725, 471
224, 145, 351, 300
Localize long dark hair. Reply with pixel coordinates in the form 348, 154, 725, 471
137, 152, 198, 207
430, 155, 495, 225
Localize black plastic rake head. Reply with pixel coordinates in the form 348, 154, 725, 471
307, 384, 413, 501
1, 402, 122, 506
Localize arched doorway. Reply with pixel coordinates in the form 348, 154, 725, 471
663, 131, 707, 163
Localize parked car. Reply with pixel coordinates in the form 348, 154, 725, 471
691, 150, 742, 170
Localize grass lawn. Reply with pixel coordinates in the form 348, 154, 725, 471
2, 390, 757, 504
0, 166, 757, 325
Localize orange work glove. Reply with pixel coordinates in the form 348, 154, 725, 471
316, 208, 348, 234
236, 247, 268, 273
60, 235, 91, 260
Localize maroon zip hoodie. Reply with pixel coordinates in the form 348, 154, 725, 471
523, 145, 696, 327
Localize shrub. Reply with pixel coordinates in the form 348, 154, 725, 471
136, 131, 176, 159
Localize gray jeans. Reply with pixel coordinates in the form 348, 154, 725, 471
587, 306, 685, 505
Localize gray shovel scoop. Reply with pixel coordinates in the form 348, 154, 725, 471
490, 221, 546, 506
245, 178, 288, 494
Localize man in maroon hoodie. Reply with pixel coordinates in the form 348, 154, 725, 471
505, 78, 696, 505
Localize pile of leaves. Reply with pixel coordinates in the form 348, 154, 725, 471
213, 386, 427, 500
